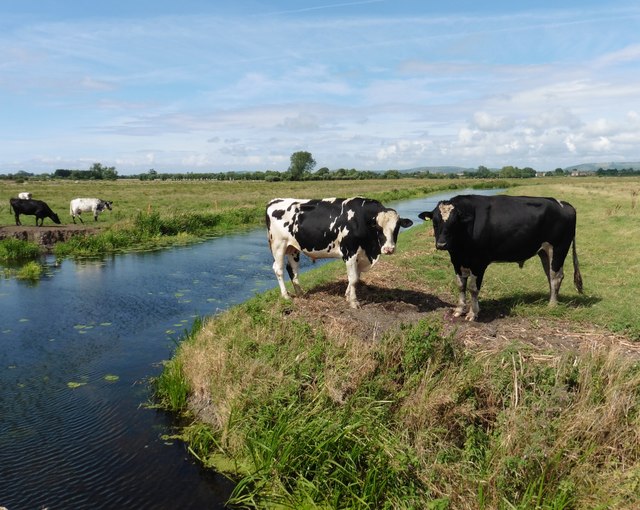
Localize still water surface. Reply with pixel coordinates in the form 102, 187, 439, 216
0, 189, 497, 509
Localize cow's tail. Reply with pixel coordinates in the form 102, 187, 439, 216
572, 237, 583, 294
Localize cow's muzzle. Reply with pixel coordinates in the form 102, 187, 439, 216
382, 246, 396, 255
436, 242, 447, 250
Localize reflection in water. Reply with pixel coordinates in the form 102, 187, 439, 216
0, 189, 499, 509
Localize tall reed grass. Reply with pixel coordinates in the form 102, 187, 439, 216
53, 208, 264, 257
0, 238, 41, 261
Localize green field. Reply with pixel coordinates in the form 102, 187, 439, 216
153, 176, 640, 509
1, 177, 478, 227
1, 177, 498, 257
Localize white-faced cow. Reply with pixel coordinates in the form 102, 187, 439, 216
70, 198, 113, 223
266, 197, 413, 308
418, 195, 583, 321
9, 198, 62, 226
18, 192, 32, 200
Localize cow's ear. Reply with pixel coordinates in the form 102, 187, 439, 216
418, 211, 433, 221
399, 218, 413, 228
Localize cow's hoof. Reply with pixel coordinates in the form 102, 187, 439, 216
465, 313, 478, 321
348, 301, 361, 309
453, 308, 465, 318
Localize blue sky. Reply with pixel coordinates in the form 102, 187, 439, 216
2, 0, 640, 175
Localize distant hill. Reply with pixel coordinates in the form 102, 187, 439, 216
564, 162, 640, 172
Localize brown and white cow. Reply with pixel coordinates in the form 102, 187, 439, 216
266, 197, 413, 308
418, 194, 583, 321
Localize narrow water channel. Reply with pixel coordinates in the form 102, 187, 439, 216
0, 189, 498, 509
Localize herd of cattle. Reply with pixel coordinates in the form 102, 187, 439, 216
8, 194, 113, 227
6, 190, 583, 321
266, 195, 583, 321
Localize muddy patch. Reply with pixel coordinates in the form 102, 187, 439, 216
0, 225, 98, 252
287, 260, 639, 358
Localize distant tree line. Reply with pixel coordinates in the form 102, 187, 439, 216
6, 152, 638, 182
125, 167, 456, 182
595, 167, 640, 176
463, 165, 538, 179
0, 163, 118, 181
52, 163, 118, 180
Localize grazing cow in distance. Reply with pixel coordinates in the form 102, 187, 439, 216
70, 198, 113, 223
18, 192, 32, 200
9, 198, 62, 226
418, 194, 583, 321
266, 197, 413, 308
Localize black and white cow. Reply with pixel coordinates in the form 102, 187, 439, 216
9, 198, 62, 226
70, 198, 113, 223
418, 195, 583, 321
266, 197, 413, 308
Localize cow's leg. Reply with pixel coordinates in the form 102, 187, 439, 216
550, 242, 570, 306
15, 213, 21, 226
538, 244, 554, 302
538, 246, 551, 285
77, 213, 84, 224
549, 265, 564, 306
540, 242, 565, 306
286, 250, 303, 296
271, 240, 291, 300
466, 267, 485, 321
453, 268, 469, 317
344, 255, 361, 309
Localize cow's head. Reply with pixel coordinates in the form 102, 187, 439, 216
104, 201, 113, 211
374, 209, 413, 254
50, 212, 62, 224
418, 201, 468, 250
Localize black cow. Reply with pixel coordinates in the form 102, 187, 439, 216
9, 198, 62, 226
266, 197, 413, 308
418, 195, 583, 321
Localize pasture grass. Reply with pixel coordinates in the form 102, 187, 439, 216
155, 176, 640, 508
399, 177, 640, 339
482, 179, 638, 337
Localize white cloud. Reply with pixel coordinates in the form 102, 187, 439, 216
471, 111, 514, 131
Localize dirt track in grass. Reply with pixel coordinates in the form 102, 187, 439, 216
287, 257, 640, 359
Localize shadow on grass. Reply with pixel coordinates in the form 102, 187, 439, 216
305, 281, 452, 313
474, 291, 601, 323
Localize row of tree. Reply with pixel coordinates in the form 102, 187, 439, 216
595, 167, 640, 176
52, 163, 118, 180
4, 152, 639, 182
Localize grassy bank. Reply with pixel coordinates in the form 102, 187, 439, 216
157, 299, 640, 509
1, 178, 506, 258
0, 238, 41, 262
156, 178, 640, 508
